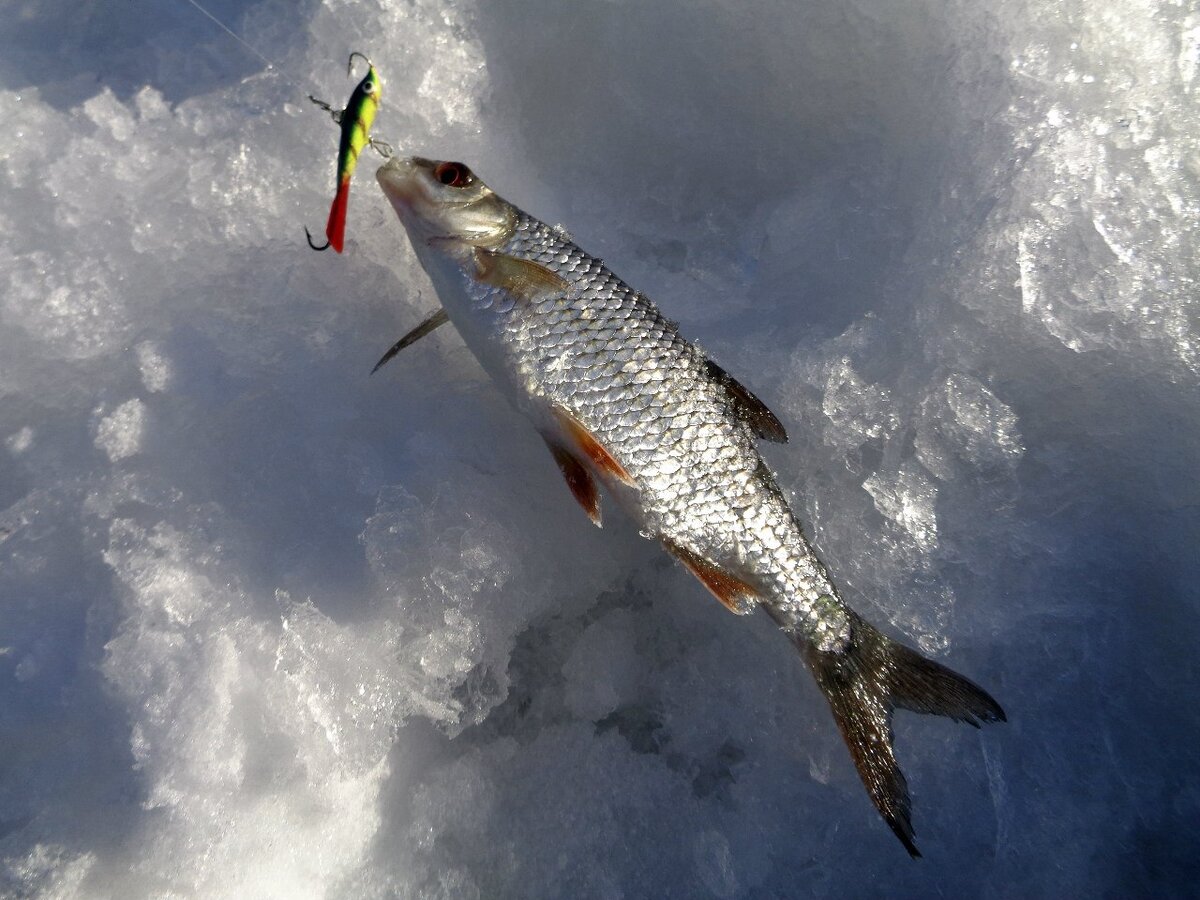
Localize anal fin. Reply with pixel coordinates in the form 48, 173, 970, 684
661, 537, 759, 615
705, 359, 787, 443
542, 437, 602, 527
550, 405, 635, 487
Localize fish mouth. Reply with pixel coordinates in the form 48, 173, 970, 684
377, 156, 447, 240
376, 156, 432, 208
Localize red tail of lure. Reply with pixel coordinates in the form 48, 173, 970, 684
326, 177, 351, 253
306, 52, 383, 253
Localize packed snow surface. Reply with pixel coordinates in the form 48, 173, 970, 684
2, 0, 1198, 896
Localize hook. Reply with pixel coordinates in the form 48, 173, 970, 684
347, 51, 372, 76
308, 94, 343, 126
305, 227, 330, 251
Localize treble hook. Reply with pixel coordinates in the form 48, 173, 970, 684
308, 94, 344, 125
305, 227, 330, 251
347, 51, 372, 76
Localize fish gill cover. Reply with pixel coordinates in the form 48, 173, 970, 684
0, 0, 1197, 896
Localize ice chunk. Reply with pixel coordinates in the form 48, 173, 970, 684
863, 461, 939, 553
915, 374, 1024, 479
93, 399, 147, 462
6, 426, 33, 455
136, 341, 173, 392
821, 358, 900, 452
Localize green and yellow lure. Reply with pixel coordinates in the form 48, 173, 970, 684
308, 52, 383, 253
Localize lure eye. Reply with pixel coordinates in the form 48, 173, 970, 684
433, 161, 473, 188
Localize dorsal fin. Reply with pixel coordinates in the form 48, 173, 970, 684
473, 248, 569, 304
705, 359, 787, 443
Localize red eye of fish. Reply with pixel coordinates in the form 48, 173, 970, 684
434, 161, 472, 187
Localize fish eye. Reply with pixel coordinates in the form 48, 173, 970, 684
364, 80, 376, 94
433, 161, 473, 188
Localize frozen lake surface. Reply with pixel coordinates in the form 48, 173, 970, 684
1, 0, 1198, 895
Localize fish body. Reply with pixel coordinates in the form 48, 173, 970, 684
376, 156, 1004, 856
323, 58, 382, 253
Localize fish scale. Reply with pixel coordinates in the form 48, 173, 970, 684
376, 155, 1004, 857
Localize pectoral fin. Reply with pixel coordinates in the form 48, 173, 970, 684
661, 537, 760, 615
542, 437, 602, 527
705, 360, 787, 443
473, 249, 569, 304
550, 405, 635, 487
371, 308, 451, 374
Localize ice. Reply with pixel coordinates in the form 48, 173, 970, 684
561, 610, 641, 721
93, 400, 147, 462
135, 341, 173, 393
1, 0, 1198, 896
863, 462, 940, 553
914, 374, 1024, 479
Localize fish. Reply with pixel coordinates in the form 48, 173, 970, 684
308, 53, 383, 253
374, 155, 1005, 857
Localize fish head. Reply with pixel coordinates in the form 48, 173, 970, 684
377, 157, 515, 249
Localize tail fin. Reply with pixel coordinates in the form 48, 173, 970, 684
796, 612, 1005, 857
325, 177, 350, 253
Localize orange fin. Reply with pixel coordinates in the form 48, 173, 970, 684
473, 248, 569, 303
543, 436, 602, 527
661, 537, 759, 615
326, 177, 350, 253
551, 405, 635, 487
705, 359, 787, 443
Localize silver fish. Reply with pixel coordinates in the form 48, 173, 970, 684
375, 156, 1005, 856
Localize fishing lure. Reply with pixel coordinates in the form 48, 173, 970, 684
306, 52, 386, 253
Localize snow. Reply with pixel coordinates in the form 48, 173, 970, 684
2, 0, 1198, 895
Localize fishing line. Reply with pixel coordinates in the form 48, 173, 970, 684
177, 0, 337, 100
181, 0, 280, 73
176, 0, 385, 126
